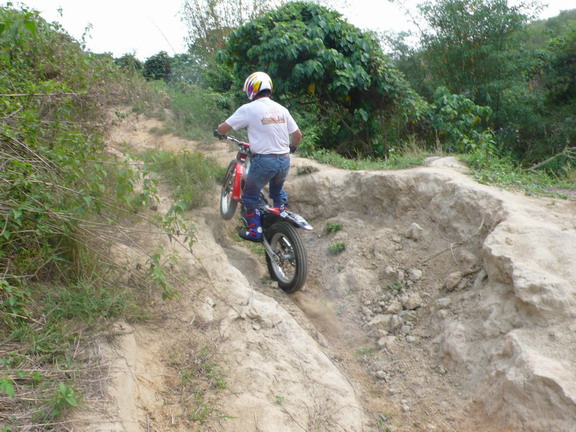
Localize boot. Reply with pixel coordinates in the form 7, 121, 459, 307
239, 208, 262, 242
273, 201, 289, 211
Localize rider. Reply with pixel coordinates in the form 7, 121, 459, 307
215, 71, 302, 242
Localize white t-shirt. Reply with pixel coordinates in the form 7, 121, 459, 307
225, 97, 299, 155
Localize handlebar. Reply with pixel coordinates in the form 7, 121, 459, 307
214, 129, 246, 145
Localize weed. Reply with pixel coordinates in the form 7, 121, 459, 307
355, 347, 375, 357
0, 376, 15, 398
275, 395, 285, 404
324, 221, 343, 234
328, 242, 347, 254
376, 413, 393, 432
386, 281, 404, 293
140, 149, 223, 210
189, 404, 212, 424
147, 247, 180, 300
46, 383, 79, 420
307, 148, 427, 171
296, 164, 319, 175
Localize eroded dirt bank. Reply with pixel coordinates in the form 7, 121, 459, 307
75, 114, 576, 432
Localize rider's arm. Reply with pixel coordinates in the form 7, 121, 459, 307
291, 128, 303, 148
217, 122, 233, 136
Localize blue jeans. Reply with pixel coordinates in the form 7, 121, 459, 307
243, 154, 290, 209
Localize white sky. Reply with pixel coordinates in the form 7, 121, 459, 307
3, 0, 574, 60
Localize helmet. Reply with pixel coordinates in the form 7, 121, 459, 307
243, 72, 273, 101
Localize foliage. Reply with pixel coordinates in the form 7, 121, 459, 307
389, 0, 576, 165
427, 87, 494, 153
328, 241, 347, 254
143, 50, 173, 81
114, 53, 143, 74
156, 81, 233, 139
543, 27, 576, 105
218, 1, 425, 157
140, 149, 224, 209
324, 221, 343, 234
304, 147, 427, 171
523, 9, 576, 50
417, 0, 541, 105
0, 4, 194, 426
462, 146, 575, 197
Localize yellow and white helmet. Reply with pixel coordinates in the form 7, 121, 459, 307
243, 71, 273, 101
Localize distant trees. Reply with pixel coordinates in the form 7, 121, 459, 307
181, 0, 282, 65
114, 53, 143, 74
390, 0, 576, 162
143, 51, 172, 81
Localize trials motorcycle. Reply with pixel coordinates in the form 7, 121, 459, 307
217, 134, 312, 293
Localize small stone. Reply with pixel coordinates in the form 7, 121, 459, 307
377, 336, 397, 350
436, 297, 451, 308
367, 314, 393, 329
405, 223, 424, 241
444, 272, 463, 291
400, 325, 412, 334
406, 335, 416, 343
408, 268, 423, 281
386, 300, 403, 314
401, 293, 423, 310
375, 370, 387, 380
362, 306, 373, 317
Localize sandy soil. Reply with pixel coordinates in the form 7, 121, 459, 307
71, 111, 576, 432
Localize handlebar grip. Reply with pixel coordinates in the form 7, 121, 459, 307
213, 129, 226, 140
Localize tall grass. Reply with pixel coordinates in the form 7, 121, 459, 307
0, 5, 192, 426
141, 150, 225, 209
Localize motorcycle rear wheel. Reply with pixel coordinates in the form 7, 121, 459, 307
265, 222, 308, 293
220, 160, 238, 220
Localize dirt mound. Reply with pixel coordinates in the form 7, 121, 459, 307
74, 112, 576, 432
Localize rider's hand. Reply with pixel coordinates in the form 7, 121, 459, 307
289, 145, 297, 154
213, 129, 226, 140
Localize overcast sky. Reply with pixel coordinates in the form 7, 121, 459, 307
4, 0, 575, 60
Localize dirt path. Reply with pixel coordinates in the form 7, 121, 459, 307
74, 112, 576, 432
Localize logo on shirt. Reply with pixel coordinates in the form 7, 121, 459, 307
261, 115, 286, 125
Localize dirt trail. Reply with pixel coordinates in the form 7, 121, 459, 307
74, 112, 576, 432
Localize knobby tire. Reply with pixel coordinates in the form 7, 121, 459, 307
265, 222, 308, 293
220, 160, 238, 220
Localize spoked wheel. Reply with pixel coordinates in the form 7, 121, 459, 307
265, 222, 308, 293
220, 160, 238, 220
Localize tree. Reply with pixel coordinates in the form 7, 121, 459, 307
143, 51, 172, 81
181, 0, 282, 65
114, 53, 143, 74
544, 27, 576, 105
218, 1, 424, 156
418, 0, 541, 106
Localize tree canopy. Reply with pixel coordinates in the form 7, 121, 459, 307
218, 1, 424, 156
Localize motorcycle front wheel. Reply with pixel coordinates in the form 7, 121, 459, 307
265, 222, 308, 293
220, 160, 238, 220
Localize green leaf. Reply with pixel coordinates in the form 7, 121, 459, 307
0, 378, 15, 398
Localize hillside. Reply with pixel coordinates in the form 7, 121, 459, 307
69, 112, 576, 432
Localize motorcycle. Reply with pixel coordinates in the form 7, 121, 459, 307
217, 134, 313, 293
